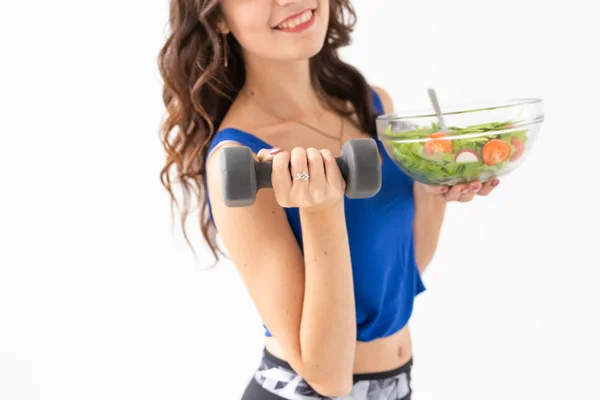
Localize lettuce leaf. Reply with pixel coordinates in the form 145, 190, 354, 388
384, 121, 529, 184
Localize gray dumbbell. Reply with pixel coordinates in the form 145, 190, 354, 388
219, 138, 382, 207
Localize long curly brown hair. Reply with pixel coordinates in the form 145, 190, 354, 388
158, 0, 380, 264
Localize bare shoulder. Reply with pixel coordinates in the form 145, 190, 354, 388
218, 95, 282, 141
218, 96, 259, 132
371, 85, 394, 114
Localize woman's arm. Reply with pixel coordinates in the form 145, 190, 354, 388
206, 144, 355, 397
298, 204, 356, 393
412, 184, 447, 273
372, 86, 447, 274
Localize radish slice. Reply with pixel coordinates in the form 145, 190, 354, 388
455, 149, 480, 163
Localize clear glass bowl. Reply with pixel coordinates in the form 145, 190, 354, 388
376, 98, 545, 186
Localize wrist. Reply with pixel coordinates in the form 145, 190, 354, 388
300, 200, 345, 218
413, 182, 447, 204
299, 201, 348, 241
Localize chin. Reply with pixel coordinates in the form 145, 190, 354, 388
271, 8, 329, 62
288, 39, 326, 61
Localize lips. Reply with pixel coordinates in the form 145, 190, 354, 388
274, 9, 315, 30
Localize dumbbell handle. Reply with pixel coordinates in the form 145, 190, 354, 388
254, 158, 349, 190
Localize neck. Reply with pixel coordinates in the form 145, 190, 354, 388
242, 55, 325, 121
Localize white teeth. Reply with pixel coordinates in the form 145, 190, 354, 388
277, 10, 313, 30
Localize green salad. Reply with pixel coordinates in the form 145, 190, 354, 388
383, 121, 529, 184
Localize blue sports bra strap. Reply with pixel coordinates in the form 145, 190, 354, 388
207, 127, 273, 157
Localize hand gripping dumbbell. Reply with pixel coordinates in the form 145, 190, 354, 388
219, 138, 382, 207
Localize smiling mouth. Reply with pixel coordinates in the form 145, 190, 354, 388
274, 9, 315, 30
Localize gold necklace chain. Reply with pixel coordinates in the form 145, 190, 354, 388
242, 89, 345, 150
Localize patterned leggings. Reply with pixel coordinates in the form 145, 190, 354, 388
241, 348, 412, 400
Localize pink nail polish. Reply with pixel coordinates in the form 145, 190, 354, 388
269, 148, 281, 155
441, 187, 449, 193
492, 179, 500, 187
472, 184, 481, 191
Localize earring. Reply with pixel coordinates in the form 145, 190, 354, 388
223, 33, 228, 68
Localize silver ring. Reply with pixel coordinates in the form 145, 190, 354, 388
293, 171, 309, 181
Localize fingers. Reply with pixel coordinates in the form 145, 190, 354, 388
477, 179, 499, 196
269, 147, 342, 209
442, 179, 500, 202
445, 183, 478, 202
290, 147, 309, 184
289, 148, 311, 206
256, 148, 271, 162
458, 191, 476, 202
271, 150, 292, 203
320, 148, 344, 190
421, 184, 450, 196
468, 181, 482, 193
256, 147, 282, 162
444, 184, 469, 202
306, 148, 326, 192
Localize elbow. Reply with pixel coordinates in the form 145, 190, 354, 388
283, 342, 355, 397
307, 376, 353, 398
414, 234, 440, 274
300, 362, 354, 398
415, 249, 434, 274
415, 254, 432, 274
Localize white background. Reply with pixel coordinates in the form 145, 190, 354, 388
1, 0, 598, 399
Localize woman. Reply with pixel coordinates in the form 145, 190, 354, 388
158, 0, 499, 399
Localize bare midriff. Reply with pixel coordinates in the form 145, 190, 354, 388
265, 324, 412, 374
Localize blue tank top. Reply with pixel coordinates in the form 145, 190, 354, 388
207, 89, 425, 342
